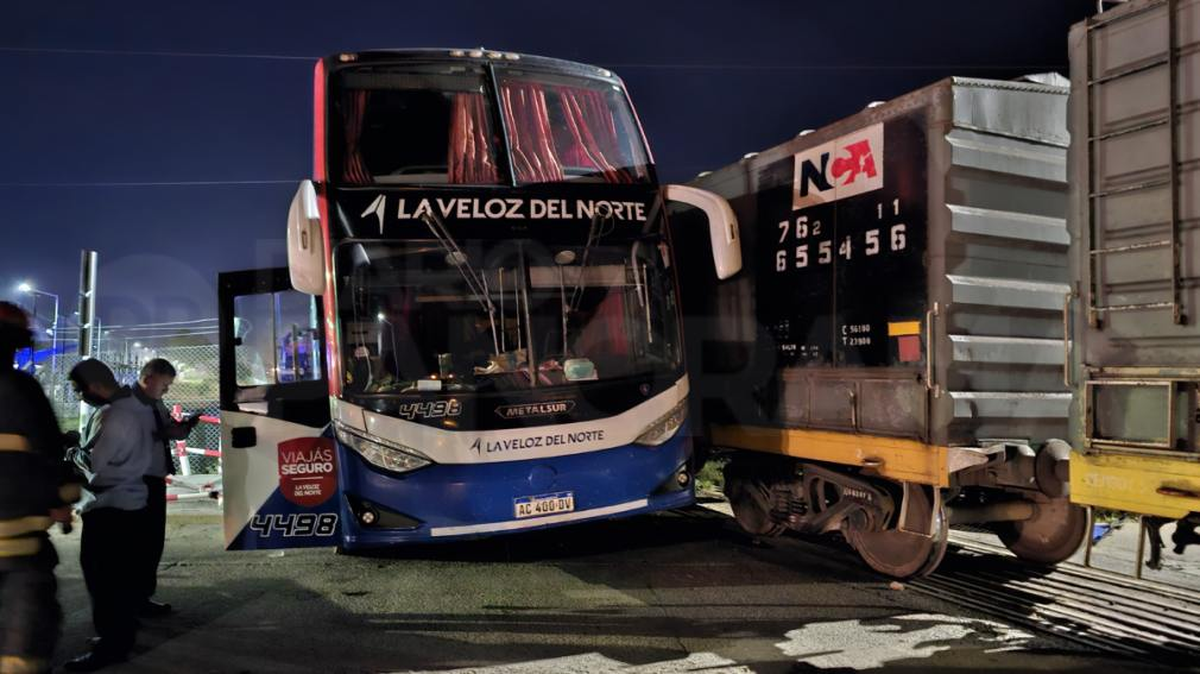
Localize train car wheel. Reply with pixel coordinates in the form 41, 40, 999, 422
913, 507, 950, 578
723, 461, 786, 537
844, 487, 948, 578
994, 498, 1088, 565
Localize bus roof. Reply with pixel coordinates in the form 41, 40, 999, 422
324, 49, 622, 84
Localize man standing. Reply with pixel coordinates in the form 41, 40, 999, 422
132, 358, 196, 617
0, 302, 77, 674
64, 360, 157, 672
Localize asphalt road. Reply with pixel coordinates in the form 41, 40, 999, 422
44, 504, 1172, 673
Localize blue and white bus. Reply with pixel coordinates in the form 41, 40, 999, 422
218, 49, 739, 550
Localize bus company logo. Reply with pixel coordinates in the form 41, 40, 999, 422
792, 123, 884, 209
470, 428, 605, 454
494, 400, 575, 420
361, 194, 387, 234
397, 399, 462, 421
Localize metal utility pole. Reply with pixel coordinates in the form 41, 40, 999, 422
78, 251, 98, 358
78, 250, 99, 430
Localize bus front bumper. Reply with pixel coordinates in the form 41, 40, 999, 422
335, 428, 694, 548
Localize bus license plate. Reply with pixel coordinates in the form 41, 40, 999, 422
514, 492, 574, 519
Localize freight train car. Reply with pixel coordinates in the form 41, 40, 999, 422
1066, 0, 1200, 570
675, 76, 1087, 577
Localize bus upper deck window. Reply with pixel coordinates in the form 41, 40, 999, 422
496, 70, 651, 185
331, 63, 652, 188
333, 66, 504, 186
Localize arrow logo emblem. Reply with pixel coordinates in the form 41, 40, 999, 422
361, 194, 387, 234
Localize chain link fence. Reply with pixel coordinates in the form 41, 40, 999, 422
33, 331, 221, 476
153, 342, 221, 475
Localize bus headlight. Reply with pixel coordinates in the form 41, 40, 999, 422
334, 422, 432, 474
634, 400, 688, 446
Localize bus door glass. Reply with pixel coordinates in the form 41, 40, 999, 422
218, 268, 337, 550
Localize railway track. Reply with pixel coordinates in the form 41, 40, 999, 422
690, 501, 1200, 662
912, 536, 1200, 664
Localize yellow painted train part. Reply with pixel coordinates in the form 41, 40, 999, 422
1071, 450, 1200, 519
710, 425, 952, 487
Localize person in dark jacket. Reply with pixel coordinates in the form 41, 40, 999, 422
0, 301, 78, 674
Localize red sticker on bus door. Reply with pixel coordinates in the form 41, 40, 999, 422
278, 437, 337, 507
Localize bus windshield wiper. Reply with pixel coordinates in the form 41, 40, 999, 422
569, 205, 614, 312
418, 211, 500, 355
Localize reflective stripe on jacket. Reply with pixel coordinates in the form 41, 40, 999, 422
0, 370, 66, 566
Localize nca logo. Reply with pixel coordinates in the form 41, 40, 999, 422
792, 123, 884, 209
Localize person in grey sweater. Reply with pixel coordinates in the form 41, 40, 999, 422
133, 358, 197, 617
64, 360, 159, 672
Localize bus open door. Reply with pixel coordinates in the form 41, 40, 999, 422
218, 268, 338, 550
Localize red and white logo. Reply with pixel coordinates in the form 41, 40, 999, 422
792, 123, 884, 209
278, 437, 337, 507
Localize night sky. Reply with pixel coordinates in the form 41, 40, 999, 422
1, 0, 1096, 328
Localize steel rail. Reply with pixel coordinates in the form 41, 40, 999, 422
915, 573, 1183, 656
971, 566, 1200, 622
687, 505, 1200, 660
910, 538, 1200, 663
915, 574, 1196, 658
942, 569, 1200, 649
909, 575, 1150, 657
954, 537, 1200, 603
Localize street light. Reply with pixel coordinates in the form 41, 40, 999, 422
17, 281, 60, 377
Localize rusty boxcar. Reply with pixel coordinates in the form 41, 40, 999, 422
1067, 0, 1200, 570
675, 75, 1086, 577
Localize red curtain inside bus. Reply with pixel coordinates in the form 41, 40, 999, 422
574, 290, 631, 366
500, 82, 632, 185
447, 93, 499, 184
338, 82, 633, 185
341, 90, 372, 185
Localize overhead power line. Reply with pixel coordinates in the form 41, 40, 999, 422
1, 45, 1061, 72
0, 46, 315, 61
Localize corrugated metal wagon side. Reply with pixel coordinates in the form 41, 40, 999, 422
1068, 0, 1200, 532
678, 76, 1088, 578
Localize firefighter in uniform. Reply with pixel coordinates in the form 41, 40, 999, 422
0, 302, 79, 674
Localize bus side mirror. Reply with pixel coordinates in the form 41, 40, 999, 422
663, 185, 741, 280
287, 180, 325, 295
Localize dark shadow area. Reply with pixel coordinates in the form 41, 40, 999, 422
346, 506, 747, 564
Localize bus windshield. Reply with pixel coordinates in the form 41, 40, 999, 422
335, 237, 681, 395
331, 62, 652, 186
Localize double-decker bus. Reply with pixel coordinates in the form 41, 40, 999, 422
217, 49, 739, 550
